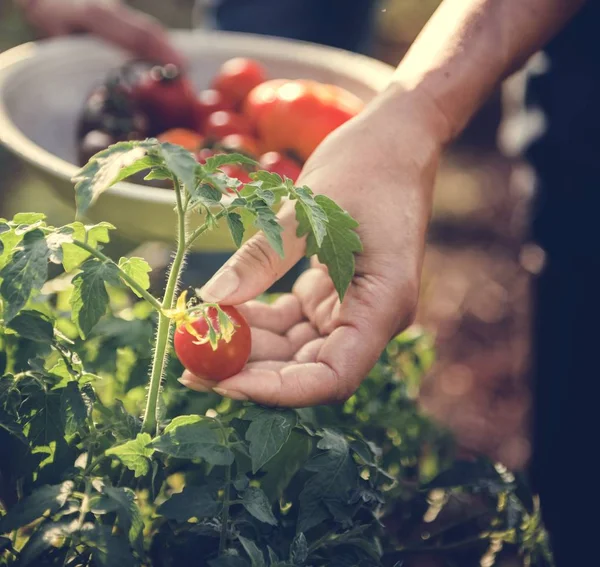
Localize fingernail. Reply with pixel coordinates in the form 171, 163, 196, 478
200, 268, 240, 303
177, 377, 210, 392
213, 387, 248, 401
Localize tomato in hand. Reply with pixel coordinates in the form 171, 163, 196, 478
193, 89, 234, 132
218, 134, 260, 158
258, 151, 302, 182
211, 57, 267, 108
174, 305, 251, 381
205, 111, 252, 140
130, 63, 196, 134
158, 128, 204, 152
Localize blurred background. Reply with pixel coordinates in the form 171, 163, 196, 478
0, 0, 538, 471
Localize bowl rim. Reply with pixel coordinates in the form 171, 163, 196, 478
0, 29, 394, 206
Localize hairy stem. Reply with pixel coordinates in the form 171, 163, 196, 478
141, 178, 188, 435
72, 239, 163, 312
186, 206, 235, 250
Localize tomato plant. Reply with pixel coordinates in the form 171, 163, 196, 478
174, 303, 251, 381
0, 139, 554, 567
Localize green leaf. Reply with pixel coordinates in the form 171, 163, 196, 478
102, 486, 144, 552
298, 430, 359, 533
244, 409, 297, 473
118, 257, 151, 298
0, 229, 50, 322
249, 199, 284, 257
19, 520, 77, 566
105, 432, 154, 477
290, 533, 308, 564
158, 484, 221, 522
60, 381, 93, 436
239, 536, 266, 567
203, 152, 258, 172
158, 142, 199, 195
150, 418, 234, 465
70, 259, 122, 338
73, 141, 152, 215
293, 187, 328, 247
296, 195, 361, 301
24, 390, 65, 448
61, 221, 115, 272
7, 309, 54, 342
80, 523, 136, 567
190, 183, 223, 207
226, 212, 245, 247
12, 212, 46, 225
241, 487, 277, 526
0, 481, 74, 532
45, 226, 76, 264
0, 410, 28, 445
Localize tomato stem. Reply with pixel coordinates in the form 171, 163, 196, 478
141, 176, 188, 436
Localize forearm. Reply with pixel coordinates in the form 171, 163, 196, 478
386, 0, 586, 142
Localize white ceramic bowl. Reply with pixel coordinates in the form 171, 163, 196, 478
0, 30, 393, 250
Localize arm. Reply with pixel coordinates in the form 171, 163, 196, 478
15, 0, 184, 66
179, 0, 585, 406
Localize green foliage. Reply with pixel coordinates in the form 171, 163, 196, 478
0, 142, 553, 567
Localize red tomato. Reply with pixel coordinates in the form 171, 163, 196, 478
219, 164, 252, 185
218, 134, 260, 157
157, 128, 204, 152
194, 89, 234, 132
195, 147, 216, 164
243, 79, 288, 129
130, 64, 196, 134
174, 305, 251, 381
205, 111, 252, 140
211, 57, 267, 108
258, 151, 302, 182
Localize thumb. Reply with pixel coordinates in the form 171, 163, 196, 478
199, 203, 305, 304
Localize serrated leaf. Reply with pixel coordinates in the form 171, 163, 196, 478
296, 195, 361, 301
60, 381, 93, 436
150, 418, 234, 465
204, 153, 258, 172
191, 183, 223, 207
70, 259, 122, 338
24, 390, 65, 448
80, 523, 136, 567
45, 226, 76, 264
293, 187, 328, 247
249, 199, 283, 257
226, 212, 245, 247
298, 430, 359, 533
158, 484, 221, 522
19, 520, 77, 566
248, 170, 284, 191
12, 213, 46, 225
73, 141, 151, 215
241, 487, 277, 526
105, 433, 154, 477
239, 536, 266, 567
118, 257, 151, 298
102, 486, 144, 552
244, 409, 297, 473
7, 309, 54, 342
0, 229, 50, 322
158, 142, 199, 195
0, 481, 73, 532
290, 533, 308, 564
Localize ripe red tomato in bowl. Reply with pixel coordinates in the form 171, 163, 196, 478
205, 111, 252, 140
157, 128, 204, 152
258, 151, 302, 182
212, 57, 267, 108
194, 89, 234, 132
218, 134, 260, 158
174, 305, 251, 381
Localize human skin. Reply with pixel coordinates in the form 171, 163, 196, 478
179, 0, 586, 407
15, 0, 184, 66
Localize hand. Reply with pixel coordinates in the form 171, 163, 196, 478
19, 0, 184, 66
179, 86, 450, 407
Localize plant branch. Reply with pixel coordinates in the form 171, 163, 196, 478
72, 239, 163, 312
141, 176, 188, 435
186, 206, 236, 250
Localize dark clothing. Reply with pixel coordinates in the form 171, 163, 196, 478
525, 3, 600, 564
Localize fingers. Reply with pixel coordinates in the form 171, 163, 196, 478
250, 323, 319, 361
236, 295, 303, 334
199, 203, 306, 305
75, 3, 185, 67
